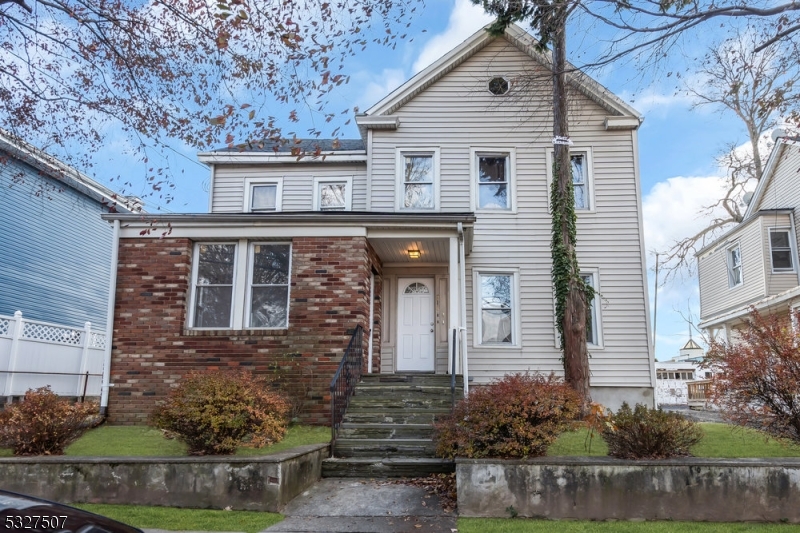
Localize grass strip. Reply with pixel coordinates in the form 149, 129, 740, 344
458, 518, 800, 532
74, 503, 282, 533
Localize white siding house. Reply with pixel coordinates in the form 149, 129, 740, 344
698, 135, 800, 338
107, 24, 655, 411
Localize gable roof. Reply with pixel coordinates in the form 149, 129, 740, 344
743, 136, 800, 221
0, 129, 144, 213
361, 23, 642, 122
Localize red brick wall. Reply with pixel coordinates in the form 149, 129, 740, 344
109, 236, 378, 425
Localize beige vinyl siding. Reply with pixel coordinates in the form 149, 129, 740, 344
698, 221, 766, 320
763, 214, 798, 294
210, 163, 367, 212
372, 38, 651, 387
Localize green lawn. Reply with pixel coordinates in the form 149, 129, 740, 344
0, 424, 330, 457
74, 503, 282, 533
547, 422, 800, 458
458, 518, 800, 532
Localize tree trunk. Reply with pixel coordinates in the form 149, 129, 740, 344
551, 1, 591, 406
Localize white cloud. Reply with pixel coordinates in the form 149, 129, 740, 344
411, 0, 494, 73
357, 68, 408, 111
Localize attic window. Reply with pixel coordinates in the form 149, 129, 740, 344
488, 77, 509, 96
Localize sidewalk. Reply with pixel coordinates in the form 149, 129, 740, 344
261, 478, 457, 533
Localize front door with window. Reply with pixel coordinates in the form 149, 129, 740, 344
397, 278, 435, 372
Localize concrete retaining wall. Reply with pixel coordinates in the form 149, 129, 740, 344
0, 443, 328, 512
457, 456, 800, 522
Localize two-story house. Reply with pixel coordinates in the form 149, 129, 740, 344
697, 134, 800, 340
103, 24, 655, 425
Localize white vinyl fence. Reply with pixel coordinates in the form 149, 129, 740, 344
0, 311, 105, 398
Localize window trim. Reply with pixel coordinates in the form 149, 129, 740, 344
472, 269, 521, 349
244, 177, 283, 213
188, 241, 238, 330
395, 148, 441, 212
768, 227, 796, 273
187, 240, 292, 331
470, 147, 517, 213
313, 176, 353, 211
545, 147, 595, 213
581, 269, 604, 349
727, 244, 743, 288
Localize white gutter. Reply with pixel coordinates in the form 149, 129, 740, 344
368, 271, 375, 374
100, 219, 120, 415
458, 223, 469, 396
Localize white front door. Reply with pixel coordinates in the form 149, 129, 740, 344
397, 278, 435, 372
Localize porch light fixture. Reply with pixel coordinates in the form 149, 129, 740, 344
407, 248, 421, 259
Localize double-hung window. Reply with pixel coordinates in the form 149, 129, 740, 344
727, 245, 743, 288
397, 149, 438, 210
313, 177, 352, 211
581, 272, 602, 346
546, 148, 594, 211
245, 178, 283, 212
472, 149, 514, 211
769, 228, 795, 272
190, 241, 291, 330
476, 271, 519, 347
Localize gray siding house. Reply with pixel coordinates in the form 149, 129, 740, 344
0, 130, 142, 329
698, 134, 800, 338
105, 24, 655, 418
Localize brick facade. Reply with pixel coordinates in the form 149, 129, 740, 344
108, 236, 382, 425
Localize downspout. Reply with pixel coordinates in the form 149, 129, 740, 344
458, 223, 469, 396
368, 271, 375, 374
790, 211, 800, 287
100, 219, 120, 416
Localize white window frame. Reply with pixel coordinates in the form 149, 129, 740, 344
470, 147, 516, 212
395, 148, 440, 212
545, 147, 595, 213
727, 244, 743, 288
187, 240, 292, 330
244, 177, 283, 212
581, 269, 604, 349
245, 242, 292, 329
188, 241, 238, 330
473, 269, 521, 349
768, 227, 796, 273
313, 176, 353, 211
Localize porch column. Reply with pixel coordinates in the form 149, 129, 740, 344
448, 236, 460, 374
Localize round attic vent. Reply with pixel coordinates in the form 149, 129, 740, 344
488, 76, 510, 95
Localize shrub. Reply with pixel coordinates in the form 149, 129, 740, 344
705, 308, 800, 443
150, 370, 290, 455
601, 403, 703, 459
0, 387, 100, 456
434, 373, 582, 459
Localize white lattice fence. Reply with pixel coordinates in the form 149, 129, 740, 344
1, 311, 106, 397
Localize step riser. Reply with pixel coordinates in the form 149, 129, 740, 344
355, 386, 462, 395
333, 445, 436, 458
322, 460, 454, 478
360, 375, 463, 386
342, 413, 446, 425
348, 399, 455, 410
337, 427, 434, 439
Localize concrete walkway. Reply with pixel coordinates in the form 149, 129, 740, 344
261, 478, 457, 533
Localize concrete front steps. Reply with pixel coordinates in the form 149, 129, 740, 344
322, 374, 463, 478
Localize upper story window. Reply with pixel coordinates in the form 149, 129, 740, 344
546, 148, 594, 212
727, 245, 743, 288
472, 149, 515, 211
488, 76, 510, 96
314, 177, 352, 211
189, 241, 292, 330
397, 149, 439, 210
769, 228, 795, 272
245, 178, 283, 212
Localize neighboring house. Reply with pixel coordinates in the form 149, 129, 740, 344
0, 129, 143, 398
654, 338, 712, 406
103, 24, 655, 425
697, 134, 800, 340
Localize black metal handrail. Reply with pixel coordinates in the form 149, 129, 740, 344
329, 325, 364, 452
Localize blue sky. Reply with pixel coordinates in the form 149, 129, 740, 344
95, 0, 762, 361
